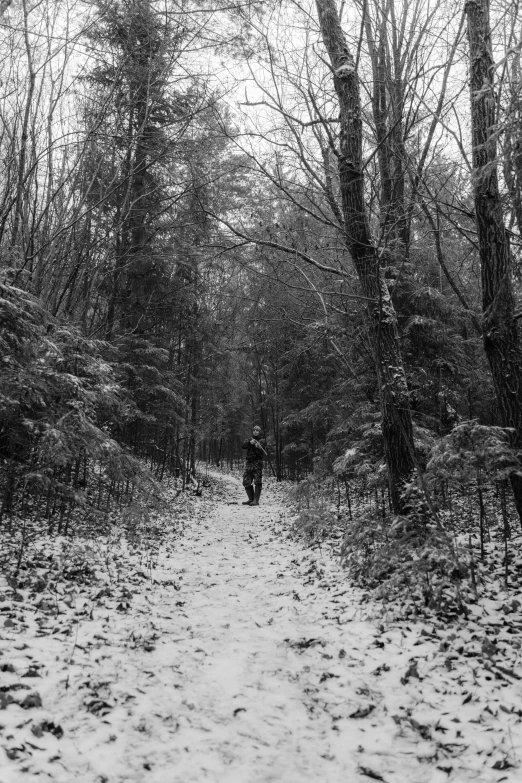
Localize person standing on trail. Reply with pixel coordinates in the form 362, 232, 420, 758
241, 425, 266, 506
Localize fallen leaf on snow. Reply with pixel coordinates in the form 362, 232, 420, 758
350, 704, 375, 719
358, 765, 386, 781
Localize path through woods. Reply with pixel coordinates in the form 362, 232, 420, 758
1, 474, 521, 783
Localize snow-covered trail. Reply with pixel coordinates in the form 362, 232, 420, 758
2, 473, 521, 783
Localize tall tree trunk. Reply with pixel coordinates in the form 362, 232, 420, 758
368, 28, 393, 228
12, 0, 36, 249
503, 40, 522, 237
366, 11, 408, 254
466, 0, 522, 522
125, 128, 150, 334
315, 0, 415, 513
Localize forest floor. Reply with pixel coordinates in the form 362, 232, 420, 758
1, 472, 522, 783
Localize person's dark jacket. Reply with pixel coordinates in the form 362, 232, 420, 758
242, 437, 266, 463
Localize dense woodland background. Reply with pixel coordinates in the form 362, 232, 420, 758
1, 0, 522, 602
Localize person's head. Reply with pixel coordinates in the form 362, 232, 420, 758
252, 425, 262, 437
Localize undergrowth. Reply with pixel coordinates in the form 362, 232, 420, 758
0, 471, 207, 604
289, 422, 522, 619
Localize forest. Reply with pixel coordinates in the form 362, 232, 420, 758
1, 0, 521, 591
1, 0, 522, 779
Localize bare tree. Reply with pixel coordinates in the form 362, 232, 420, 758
315, 0, 415, 512
466, 0, 522, 522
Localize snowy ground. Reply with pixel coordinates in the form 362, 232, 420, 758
1, 472, 522, 782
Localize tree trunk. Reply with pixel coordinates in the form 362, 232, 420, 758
365, 12, 408, 254
503, 40, 522, 237
12, 0, 36, 249
315, 0, 415, 513
466, 0, 522, 523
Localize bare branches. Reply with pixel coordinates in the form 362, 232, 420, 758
205, 207, 351, 279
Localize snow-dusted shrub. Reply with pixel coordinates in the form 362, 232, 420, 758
425, 420, 520, 486
339, 490, 469, 614
288, 475, 338, 541
287, 412, 522, 615
0, 276, 160, 531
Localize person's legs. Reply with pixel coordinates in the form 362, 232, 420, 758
251, 483, 262, 506
242, 466, 255, 505
250, 462, 263, 506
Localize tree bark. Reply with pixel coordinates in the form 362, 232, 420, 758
503, 42, 522, 237
12, 0, 36, 249
466, 0, 522, 522
315, 0, 415, 513
365, 12, 408, 253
